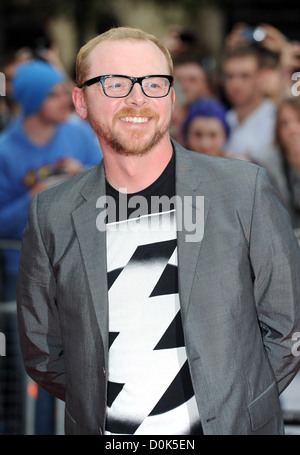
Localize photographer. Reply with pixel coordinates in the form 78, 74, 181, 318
225, 22, 300, 103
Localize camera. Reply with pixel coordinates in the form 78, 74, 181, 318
241, 26, 266, 43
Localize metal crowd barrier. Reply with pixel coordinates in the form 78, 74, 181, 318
0, 298, 64, 435
0, 239, 24, 434
0, 238, 64, 434
0, 299, 26, 434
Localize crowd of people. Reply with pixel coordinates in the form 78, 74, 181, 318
165, 22, 300, 233
0, 19, 300, 435
1, 23, 300, 300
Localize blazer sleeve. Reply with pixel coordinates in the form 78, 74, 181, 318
16, 194, 66, 401
250, 166, 300, 394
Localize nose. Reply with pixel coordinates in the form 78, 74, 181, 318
125, 81, 148, 107
199, 135, 212, 150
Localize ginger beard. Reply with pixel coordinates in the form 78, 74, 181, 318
87, 106, 171, 156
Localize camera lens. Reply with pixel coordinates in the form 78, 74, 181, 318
253, 27, 266, 42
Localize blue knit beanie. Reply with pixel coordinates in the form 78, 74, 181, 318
183, 97, 230, 144
12, 60, 65, 116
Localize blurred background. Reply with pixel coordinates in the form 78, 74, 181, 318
1, 0, 300, 436
1, 0, 300, 77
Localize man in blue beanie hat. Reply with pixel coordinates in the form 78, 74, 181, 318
0, 59, 102, 435
0, 60, 103, 303
12, 60, 66, 116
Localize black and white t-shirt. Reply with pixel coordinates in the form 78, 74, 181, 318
105, 153, 202, 435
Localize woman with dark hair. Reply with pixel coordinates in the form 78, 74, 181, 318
276, 96, 300, 229
182, 97, 231, 157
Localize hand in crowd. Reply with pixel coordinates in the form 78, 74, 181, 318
257, 23, 287, 53
224, 22, 252, 49
279, 41, 300, 72
225, 22, 300, 72
225, 22, 287, 51
258, 24, 300, 71
55, 156, 84, 176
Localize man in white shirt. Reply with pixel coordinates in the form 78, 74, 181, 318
222, 46, 282, 180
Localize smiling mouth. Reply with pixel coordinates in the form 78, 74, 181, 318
120, 116, 150, 124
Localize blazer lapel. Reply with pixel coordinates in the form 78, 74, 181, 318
71, 163, 109, 355
174, 141, 210, 316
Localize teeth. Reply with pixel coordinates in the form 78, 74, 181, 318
120, 117, 149, 123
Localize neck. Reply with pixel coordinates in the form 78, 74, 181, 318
102, 136, 173, 193
23, 115, 56, 145
236, 96, 264, 123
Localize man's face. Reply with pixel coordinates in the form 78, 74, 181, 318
174, 62, 210, 104
38, 83, 72, 124
222, 56, 261, 108
74, 39, 175, 157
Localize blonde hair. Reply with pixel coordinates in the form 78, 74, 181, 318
75, 26, 174, 87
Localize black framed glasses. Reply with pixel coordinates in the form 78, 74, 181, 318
79, 74, 174, 98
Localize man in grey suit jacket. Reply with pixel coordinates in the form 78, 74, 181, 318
17, 27, 300, 435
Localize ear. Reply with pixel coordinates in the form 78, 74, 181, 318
72, 87, 88, 119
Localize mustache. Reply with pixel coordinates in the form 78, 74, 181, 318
115, 108, 159, 119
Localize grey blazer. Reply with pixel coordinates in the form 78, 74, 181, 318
17, 139, 300, 435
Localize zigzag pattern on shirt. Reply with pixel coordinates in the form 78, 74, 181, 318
105, 211, 202, 435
